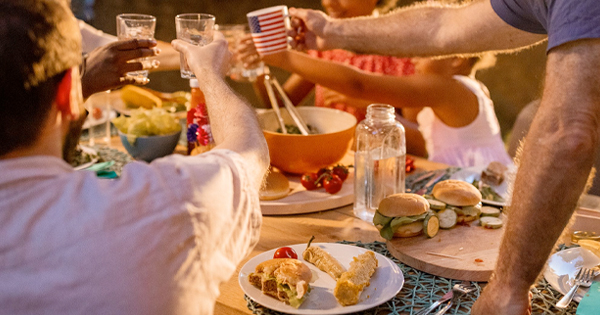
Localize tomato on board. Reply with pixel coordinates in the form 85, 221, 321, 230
301, 173, 320, 190
331, 165, 349, 182
323, 174, 343, 194
273, 247, 298, 259
316, 168, 331, 185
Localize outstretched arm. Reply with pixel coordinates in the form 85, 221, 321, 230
289, 0, 546, 56
261, 50, 473, 111
472, 38, 600, 314
171, 33, 269, 189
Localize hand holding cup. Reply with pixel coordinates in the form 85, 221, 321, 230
171, 31, 231, 81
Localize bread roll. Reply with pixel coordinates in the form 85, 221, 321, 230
432, 180, 482, 206
259, 170, 290, 201
378, 193, 429, 217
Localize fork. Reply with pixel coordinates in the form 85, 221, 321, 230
556, 267, 595, 308
415, 290, 453, 315
433, 283, 475, 315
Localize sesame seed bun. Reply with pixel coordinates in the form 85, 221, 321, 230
377, 193, 429, 217
432, 180, 482, 206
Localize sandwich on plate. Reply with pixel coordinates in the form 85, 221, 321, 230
248, 258, 311, 308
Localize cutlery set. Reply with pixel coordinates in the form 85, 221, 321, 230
415, 283, 475, 315
556, 266, 600, 309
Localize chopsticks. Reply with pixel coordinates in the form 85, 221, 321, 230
263, 71, 311, 135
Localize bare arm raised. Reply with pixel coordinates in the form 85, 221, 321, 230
289, 0, 546, 56
472, 38, 600, 315
171, 33, 269, 189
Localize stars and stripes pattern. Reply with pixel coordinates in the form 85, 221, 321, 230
247, 9, 288, 54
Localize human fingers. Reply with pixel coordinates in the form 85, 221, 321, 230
170, 39, 192, 54
116, 47, 160, 63
118, 75, 149, 85
115, 38, 158, 50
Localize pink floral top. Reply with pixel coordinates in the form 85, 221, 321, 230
308, 49, 414, 122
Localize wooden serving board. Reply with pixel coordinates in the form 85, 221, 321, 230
260, 153, 354, 216
387, 216, 506, 282
260, 171, 354, 215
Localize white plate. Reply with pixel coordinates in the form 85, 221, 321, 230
450, 165, 513, 206
239, 243, 404, 314
82, 109, 117, 130
543, 247, 600, 302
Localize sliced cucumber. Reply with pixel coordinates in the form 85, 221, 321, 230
438, 208, 457, 229
480, 206, 501, 217
423, 214, 440, 238
455, 204, 482, 217
480, 216, 503, 229
427, 199, 447, 211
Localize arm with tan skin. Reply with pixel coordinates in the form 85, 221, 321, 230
237, 35, 315, 107
472, 39, 600, 315
171, 33, 269, 189
261, 50, 477, 127
289, 0, 546, 56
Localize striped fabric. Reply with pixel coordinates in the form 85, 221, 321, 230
247, 9, 288, 54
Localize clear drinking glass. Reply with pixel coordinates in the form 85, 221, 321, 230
116, 14, 156, 81
175, 13, 216, 79
217, 24, 265, 82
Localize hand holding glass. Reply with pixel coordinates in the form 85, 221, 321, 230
175, 14, 216, 79
116, 14, 156, 82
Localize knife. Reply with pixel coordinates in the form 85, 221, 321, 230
415, 170, 447, 195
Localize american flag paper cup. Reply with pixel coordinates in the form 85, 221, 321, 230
246, 5, 290, 55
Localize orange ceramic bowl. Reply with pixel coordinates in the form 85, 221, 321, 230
257, 107, 357, 174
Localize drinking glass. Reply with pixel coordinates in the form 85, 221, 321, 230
116, 14, 156, 81
175, 13, 216, 79
217, 24, 265, 82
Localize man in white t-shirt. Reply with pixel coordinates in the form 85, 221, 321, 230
0, 1, 269, 314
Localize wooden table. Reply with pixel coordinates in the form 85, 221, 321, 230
105, 138, 600, 314
105, 137, 447, 314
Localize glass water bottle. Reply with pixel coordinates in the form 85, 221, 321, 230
354, 104, 406, 223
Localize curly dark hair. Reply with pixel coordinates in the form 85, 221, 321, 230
0, 0, 79, 156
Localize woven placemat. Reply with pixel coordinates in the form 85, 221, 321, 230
244, 241, 577, 315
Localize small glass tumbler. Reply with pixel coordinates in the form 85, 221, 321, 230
116, 14, 156, 81
175, 13, 216, 79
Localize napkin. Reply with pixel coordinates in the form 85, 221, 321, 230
576, 281, 600, 315
78, 161, 118, 179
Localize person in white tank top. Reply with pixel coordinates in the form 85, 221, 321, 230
416, 74, 512, 167
247, 49, 512, 167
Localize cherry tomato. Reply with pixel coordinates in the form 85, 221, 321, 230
323, 174, 343, 194
273, 247, 298, 259
316, 168, 331, 185
301, 173, 320, 190
331, 165, 349, 182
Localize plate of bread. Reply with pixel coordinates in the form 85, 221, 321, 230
239, 242, 404, 314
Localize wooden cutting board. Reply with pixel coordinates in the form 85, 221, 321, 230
260, 152, 355, 216
387, 216, 506, 282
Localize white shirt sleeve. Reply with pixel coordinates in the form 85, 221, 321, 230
78, 20, 117, 53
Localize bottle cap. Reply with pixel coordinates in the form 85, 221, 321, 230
189, 79, 199, 88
